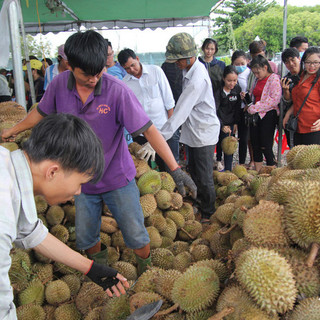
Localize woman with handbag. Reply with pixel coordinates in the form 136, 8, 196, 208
246, 55, 282, 172
283, 47, 320, 146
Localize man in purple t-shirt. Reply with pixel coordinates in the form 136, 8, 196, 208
2, 30, 196, 275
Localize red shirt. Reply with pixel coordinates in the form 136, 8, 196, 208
292, 72, 320, 134
253, 75, 270, 103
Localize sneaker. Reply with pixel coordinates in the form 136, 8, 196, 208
216, 161, 224, 172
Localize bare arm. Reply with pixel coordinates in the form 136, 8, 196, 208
143, 124, 178, 171
34, 233, 129, 296
1, 108, 44, 141
167, 108, 174, 118
34, 233, 92, 273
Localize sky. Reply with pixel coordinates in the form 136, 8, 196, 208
34, 0, 319, 57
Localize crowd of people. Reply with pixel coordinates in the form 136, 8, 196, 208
0, 30, 319, 318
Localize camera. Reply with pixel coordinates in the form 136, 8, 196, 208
283, 74, 300, 92
244, 92, 253, 107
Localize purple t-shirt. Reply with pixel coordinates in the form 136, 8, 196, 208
38, 71, 151, 194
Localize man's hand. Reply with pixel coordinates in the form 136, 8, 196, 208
169, 167, 197, 199
85, 261, 129, 297
137, 142, 156, 162
1, 128, 16, 142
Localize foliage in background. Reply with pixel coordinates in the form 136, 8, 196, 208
218, 56, 231, 65
212, 0, 276, 51
233, 5, 320, 53
21, 34, 52, 59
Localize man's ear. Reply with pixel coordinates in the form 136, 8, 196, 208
65, 61, 72, 71
136, 56, 140, 63
46, 163, 60, 181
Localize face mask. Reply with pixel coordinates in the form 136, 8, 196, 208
235, 65, 247, 74
299, 51, 304, 58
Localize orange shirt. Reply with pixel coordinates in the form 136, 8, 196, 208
292, 72, 320, 134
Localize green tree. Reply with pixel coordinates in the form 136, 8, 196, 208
212, 0, 276, 51
21, 34, 52, 59
233, 6, 320, 53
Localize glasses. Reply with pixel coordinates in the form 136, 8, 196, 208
304, 61, 320, 66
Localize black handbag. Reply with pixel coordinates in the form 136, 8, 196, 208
285, 114, 298, 132
244, 111, 259, 127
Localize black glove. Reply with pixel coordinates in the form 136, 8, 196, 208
169, 167, 197, 199
86, 261, 119, 290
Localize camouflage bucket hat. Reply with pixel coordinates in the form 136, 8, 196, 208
165, 32, 197, 62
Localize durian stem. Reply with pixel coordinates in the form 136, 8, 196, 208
208, 307, 234, 320
307, 242, 320, 267
180, 228, 195, 239
154, 303, 179, 317
219, 224, 237, 235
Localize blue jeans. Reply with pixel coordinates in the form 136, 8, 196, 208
74, 179, 150, 250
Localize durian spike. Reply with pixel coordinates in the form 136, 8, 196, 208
307, 242, 320, 267
179, 228, 195, 240
154, 303, 179, 317
219, 224, 237, 235
208, 307, 234, 320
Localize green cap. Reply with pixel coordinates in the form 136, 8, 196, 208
165, 32, 197, 62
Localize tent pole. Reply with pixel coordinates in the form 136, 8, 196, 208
19, 0, 36, 107
277, 0, 288, 167
8, 0, 26, 109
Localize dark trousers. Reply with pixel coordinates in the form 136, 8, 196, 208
216, 126, 234, 171
238, 110, 249, 164
188, 145, 216, 217
166, 129, 180, 163
294, 131, 320, 146
0, 95, 11, 103
250, 110, 277, 165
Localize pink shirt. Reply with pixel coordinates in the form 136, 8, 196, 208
248, 73, 281, 119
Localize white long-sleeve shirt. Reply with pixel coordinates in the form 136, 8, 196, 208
161, 59, 220, 147
0, 148, 48, 320
123, 64, 175, 130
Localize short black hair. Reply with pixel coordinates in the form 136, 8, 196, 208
64, 30, 108, 76
281, 47, 300, 63
22, 113, 105, 183
231, 50, 247, 64
118, 49, 137, 66
249, 54, 273, 74
105, 39, 112, 48
201, 38, 219, 54
223, 65, 238, 78
290, 36, 308, 49
42, 58, 53, 66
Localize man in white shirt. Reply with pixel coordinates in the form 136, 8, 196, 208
161, 33, 220, 221
118, 49, 175, 170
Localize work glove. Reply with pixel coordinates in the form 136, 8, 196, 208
137, 142, 156, 162
85, 261, 119, 290
169, 167, 197, 199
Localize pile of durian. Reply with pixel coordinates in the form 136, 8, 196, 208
0, 101, 32, 149
4, 102, 320, 320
